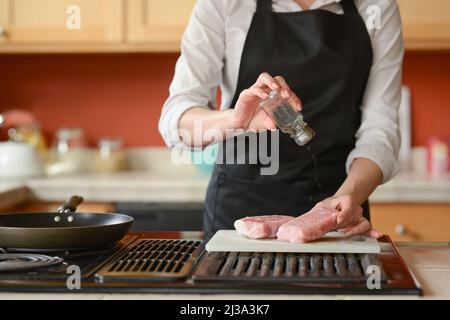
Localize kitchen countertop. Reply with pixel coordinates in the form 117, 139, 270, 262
0, 147, 449, 207
370, 171, 450, 203
0, 170, 449, 210
0, 243, 448, 300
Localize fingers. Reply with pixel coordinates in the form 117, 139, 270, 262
263, 115, 277, 130
334, 195, 363, 227
240, 87, 269, 101
366, 229, 383, 239
341, 217, 370, 235
338, 216, 382, 239
338, 217, 370, 236
255, 72, 280, 91
247, 109, 276, 132
365, 229, 383, 239
273, 76, 291, 99
315, 195, 382, 239
291, 96, 302, 111
254, 73, 302, 111
274, 76, 302, 111
317, 195, 363, 229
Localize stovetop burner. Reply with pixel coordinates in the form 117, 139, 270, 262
0, 254, 64, 273
0, 235, 137, 280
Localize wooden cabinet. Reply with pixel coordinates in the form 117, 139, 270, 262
125, 0, 196, 51
371, 203, 450, 242
1, 0, 449, 52
398, 0, 450, 50
0, 0, 196, 52
0, 1, 9, 44
0, 0, 122, 49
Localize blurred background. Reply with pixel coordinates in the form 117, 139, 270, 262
0, 0, 449, 241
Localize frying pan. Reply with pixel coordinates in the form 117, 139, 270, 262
0, 196, 134, 250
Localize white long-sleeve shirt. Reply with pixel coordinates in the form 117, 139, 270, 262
159, 0, 404, 183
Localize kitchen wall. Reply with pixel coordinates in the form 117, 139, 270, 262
0, 53, 178, 147
0, 51, 449, 147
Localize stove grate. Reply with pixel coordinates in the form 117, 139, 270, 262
95, 239, 202, 282
193, 252, 387, 283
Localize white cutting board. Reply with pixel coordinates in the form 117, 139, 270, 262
206, 230, 380, 253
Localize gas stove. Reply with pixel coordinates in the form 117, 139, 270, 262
0, 232, 421, 295
0, 236, 136, 282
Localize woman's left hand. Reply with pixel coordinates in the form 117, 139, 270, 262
315, 194, 382, 239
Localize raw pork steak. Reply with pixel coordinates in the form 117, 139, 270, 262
276, 207, 339, 243
234, 215, 295, 239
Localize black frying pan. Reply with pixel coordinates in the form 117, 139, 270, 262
0, 196, 134, 250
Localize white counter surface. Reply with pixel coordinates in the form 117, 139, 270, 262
370, 171, 450, 203
0, 170, 449, 210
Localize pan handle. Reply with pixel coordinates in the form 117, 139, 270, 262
57, 196, 84, 213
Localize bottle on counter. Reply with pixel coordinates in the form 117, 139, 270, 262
95, 138, 127, 172
7, 124, 47, 161
427, 136, 449, 176
0, 109, 48, 160
45, 127, 92, 175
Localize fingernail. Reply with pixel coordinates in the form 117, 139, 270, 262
296, 102, 301, 110
262, 92, 268, 98
272, 82, 279, 89
283, 90, 290, 98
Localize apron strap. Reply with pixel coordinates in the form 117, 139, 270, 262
256, 0, 272, 12
340, 0, 358, 14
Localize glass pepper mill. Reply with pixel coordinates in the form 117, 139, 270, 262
260, 90, 315, 146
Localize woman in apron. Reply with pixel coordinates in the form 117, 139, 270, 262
160, 0, 403, 240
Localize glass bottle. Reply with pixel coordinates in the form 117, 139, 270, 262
45, 127, 90, 175
7, 124, 47, 160
95, 138, 127, 172
260, 90, 315, 146
55, 127, 86, 155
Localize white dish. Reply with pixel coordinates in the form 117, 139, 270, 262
0, 142, 43, 178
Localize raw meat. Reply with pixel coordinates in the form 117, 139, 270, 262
276, 207, 339, 243
234, 215, 295, 239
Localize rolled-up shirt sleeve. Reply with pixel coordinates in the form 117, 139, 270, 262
346, 0, 404, 183
159, 0, 225, 148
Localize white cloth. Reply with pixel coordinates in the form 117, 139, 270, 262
159, 0, 404, 183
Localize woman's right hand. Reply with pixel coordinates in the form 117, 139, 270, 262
229, 73, 302, 132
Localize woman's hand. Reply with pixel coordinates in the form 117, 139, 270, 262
315, 194, 382, 239
230, 72, 302, 131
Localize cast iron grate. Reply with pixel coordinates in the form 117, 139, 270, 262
193, 252, 387, 283
95, 239, 202, 282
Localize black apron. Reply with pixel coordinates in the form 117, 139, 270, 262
204, 0, 373, 240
